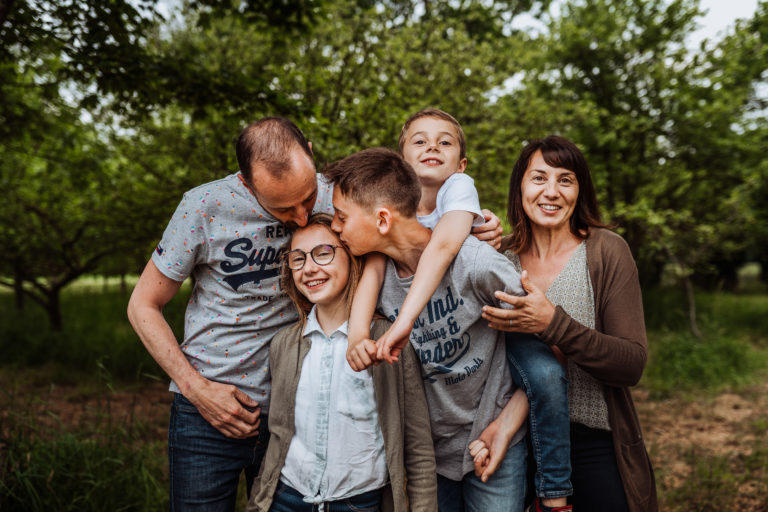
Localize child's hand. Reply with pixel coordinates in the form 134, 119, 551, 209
468, 418, 511, 483
468, 438, 491, 478
469, 388, 528, 482
375, 320, 412, 364
346, 338, 379, 371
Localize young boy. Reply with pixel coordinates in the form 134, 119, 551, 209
346, 109, 487, 370
324, 147, 529, 511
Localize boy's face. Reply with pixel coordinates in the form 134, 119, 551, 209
331, 188, 380, 256
401, 116, 467, 187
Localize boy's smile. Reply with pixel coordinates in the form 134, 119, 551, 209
402, 116, 467, 188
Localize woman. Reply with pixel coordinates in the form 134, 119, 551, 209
481, 136, 657, 512
246, 213, 437, 512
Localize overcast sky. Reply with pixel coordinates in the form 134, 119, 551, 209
690, 0, 759, 47
510, 0, 760, 48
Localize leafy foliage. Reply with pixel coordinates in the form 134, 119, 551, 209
1, 0, 768, 331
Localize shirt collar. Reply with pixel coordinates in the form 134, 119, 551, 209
303, 305, 349, 339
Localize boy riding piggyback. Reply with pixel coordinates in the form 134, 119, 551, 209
324, 145, 530, 511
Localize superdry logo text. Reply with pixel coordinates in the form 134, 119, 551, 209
220, 237, 285, 291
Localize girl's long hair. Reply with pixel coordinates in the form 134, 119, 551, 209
279, 213, 362, 327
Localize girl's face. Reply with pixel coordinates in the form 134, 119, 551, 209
289, 224, 350, 309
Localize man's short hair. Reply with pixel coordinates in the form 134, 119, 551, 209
236, 117, 313, 183
398, 108, 467, 160
322, 148, 421, 217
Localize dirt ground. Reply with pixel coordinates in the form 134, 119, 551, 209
634, 381, 768, 510
6, 378, 768, 510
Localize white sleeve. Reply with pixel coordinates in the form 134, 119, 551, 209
435, 173, 484, 226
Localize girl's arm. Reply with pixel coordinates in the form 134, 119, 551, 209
347, 253, 387, 371
377, 209, 474, 363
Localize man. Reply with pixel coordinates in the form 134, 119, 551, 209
127, 117, 333, 511
323, 147, 529, 511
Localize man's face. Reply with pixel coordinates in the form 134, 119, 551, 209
330, 188, 379, 256
250, 149, 317, 229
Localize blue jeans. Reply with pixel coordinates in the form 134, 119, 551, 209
269, 481, 382, 512
168, 393, 270, 512
436, 437, 527, 512
506, 332, 572, 499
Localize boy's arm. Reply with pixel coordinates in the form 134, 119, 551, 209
377, 209, 474, 363
347, 253, 387, 371
468, 387, 529, 482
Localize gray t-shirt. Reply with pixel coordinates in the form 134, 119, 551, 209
152, 172, 334, 414
378, 235, 527, 480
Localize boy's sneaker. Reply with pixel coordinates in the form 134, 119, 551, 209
529, 497, 573, 512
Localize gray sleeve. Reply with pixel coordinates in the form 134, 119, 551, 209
151, 192, 208, 282
467, 243, 526, 307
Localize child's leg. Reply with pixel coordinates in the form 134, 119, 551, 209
505, 332, 572, 501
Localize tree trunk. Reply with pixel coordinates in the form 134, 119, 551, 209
46, 289, 63, 331
14, 267, 24, 311
682, 275, 702, 339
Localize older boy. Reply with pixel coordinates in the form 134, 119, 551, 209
324, 147, 529, 511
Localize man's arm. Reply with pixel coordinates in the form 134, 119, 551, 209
127, 260, 261, 439
470, 208, 503, 249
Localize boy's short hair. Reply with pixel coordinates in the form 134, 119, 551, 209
322, 147, 421, 217
398, 108, 467, 160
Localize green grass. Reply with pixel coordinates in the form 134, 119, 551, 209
642, 287, 768, 398
0, 387, 167, 511
0, 279, 190, 383
659, 444, 768, 510
1, 276, 768, 511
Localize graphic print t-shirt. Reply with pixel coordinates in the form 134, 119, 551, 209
377, 235, 527, 479
152, 172, 333, 414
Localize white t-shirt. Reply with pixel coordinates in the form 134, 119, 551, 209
417, 173, 484, 230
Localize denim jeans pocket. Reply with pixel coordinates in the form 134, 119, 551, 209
173, 393, 201, 414
343, 489, 382, 512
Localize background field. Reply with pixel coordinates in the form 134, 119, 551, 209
1, 272, 767, 511
3, 0, 768, 510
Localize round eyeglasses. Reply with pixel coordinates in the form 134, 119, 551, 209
284, 244, 341, 270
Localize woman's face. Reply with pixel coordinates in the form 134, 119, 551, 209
289, 224, 350, 309
521, 150, 580, 232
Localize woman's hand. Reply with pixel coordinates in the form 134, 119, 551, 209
482, 270, 556, 333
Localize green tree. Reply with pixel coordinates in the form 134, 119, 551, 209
494, 0, 768, 332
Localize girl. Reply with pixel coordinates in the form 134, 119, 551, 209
246, 213, 437, 512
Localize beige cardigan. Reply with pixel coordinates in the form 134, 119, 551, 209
246, 319, 438, 512
537, 228, 658, 512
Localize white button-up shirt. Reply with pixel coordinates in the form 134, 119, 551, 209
280, 307, 388, 503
